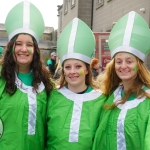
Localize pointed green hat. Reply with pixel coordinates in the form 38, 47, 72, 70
108, 11, 150, 61
5, 1, 45, 43
57, 17, 95, 64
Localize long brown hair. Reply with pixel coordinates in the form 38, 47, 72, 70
0, 34, 53, 96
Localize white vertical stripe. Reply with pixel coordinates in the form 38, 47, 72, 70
123, 11, 135, 45
23, 1, 30, 28
27, 92, 36, 134
68, 18, 78, 53
69, 101, 83, 142
117, 109, 127, 150
15, 74, 45, 135
59, 87, 102, 142
114, 86, 147, 150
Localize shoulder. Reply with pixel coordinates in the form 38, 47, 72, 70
47, 59, 52, 65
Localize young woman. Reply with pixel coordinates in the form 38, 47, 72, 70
92, 11, 150, 150
0, 1, 52, 150
46, 18, 106, 150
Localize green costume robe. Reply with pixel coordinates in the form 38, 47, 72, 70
0, 74, 47, 150
92, 85, 150, 150
46, 87, 106, 150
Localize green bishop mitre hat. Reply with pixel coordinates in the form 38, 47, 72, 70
108, 11, 150, 61
5, 1, 45, 43
0, 47, 4, 56
57, 17, 95, 64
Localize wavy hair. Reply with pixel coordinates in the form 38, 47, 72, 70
0, 34, 53, 96
97, 57, 150, 109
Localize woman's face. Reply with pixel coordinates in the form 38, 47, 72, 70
13, 34, 34, 72
114, 52, 138, 82
63, 59, 88, 88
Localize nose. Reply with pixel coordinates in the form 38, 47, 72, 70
121, 61, 127, 68
21, 44, 28, 52
70, 67, 76, 73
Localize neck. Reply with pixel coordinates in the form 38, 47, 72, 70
122, 80, 134, 92
16, 66, 31, 74
67, 84, 87, 93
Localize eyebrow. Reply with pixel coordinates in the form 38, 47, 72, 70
116, 56, 134, 59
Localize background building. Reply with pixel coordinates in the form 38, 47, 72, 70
57, 0, 150, 69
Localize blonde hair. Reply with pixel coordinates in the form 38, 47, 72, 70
97, 57, 150, 109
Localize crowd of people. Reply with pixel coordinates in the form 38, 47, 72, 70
0, 1, 150, 150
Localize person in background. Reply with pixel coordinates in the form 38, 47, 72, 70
0, 47, 4, 59
92, 11, 150, 150
0, 1, 52, 150
53, 58, 62, 80
46, 51, 57, 75
90, 58, 100, 79
46, 18, 107, 150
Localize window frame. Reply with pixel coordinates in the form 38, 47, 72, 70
71, 0, 75, 9
96, 0, 104, 9
64, 0, 68, 15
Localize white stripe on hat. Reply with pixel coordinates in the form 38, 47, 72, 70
123, 11, 135, 46
23, 1, 30, 29
68, 18, 78, 53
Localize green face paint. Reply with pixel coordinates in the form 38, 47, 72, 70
133, 66, 137, 72
79, 69, 84, 75
12, 48, 14, 54
29, 48, 32, 54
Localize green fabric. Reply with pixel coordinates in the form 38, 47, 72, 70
0, 76, 47, 150
17, 71, 33, 86
0, 47, 4, 56
47, 59, 52, 65
85, 86, 93, 93
108, 11, 150, 61
5, 1, 44, 42
92, 86, 150, 150
46, 89, 106, 150
57, 18, 95, 64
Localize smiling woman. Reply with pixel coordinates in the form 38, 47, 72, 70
92, 11, 150, 150
0, 1, 53, 150
46, 17, 107, 150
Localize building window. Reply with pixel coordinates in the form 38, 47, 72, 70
71, 0, 75, 8
64, 0, 68, 15
98, 0, 103, 4
96, 0, 104, 9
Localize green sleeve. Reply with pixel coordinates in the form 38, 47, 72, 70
144, 114, 150, 150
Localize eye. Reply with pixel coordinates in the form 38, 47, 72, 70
27, 43, 34, 47
76, 65, 81, 69
127, 60, 133, 64
64, 66, 70, 69
15, 42, 21, 46
116, 61, 122, 65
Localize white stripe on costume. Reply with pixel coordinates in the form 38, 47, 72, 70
23, 1, 30, 29
113, 86, 149, 150
15, 74, 44, 134
123, 11, 135, 46
68, 18, 78, 53
58, 87, 102, 142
